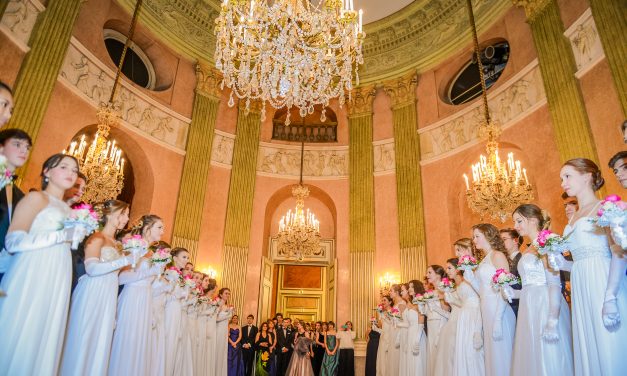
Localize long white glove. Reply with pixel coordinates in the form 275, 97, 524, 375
542, 268, 562, 343
411, 324, 424, 355
427, 299, 451, 320
602, 245, 626, 330
84, 256, 132, 277
551, 253, 573, 272
492, 295, 507, 340
118, 262, 161, 285
463, 269, 481, 292
371, 323, 382, 333
5, 229, 68, 253
444, 291, 462, 308
501, 285, 521, 302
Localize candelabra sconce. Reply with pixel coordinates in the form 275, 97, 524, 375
201, 266, 217, 279
378, 272, 399, 297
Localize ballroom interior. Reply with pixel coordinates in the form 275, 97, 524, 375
0, 0, 624, 349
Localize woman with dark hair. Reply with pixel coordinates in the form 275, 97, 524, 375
375, 295, 393, 376
510, 204, 573, 376
201, 277, 218, 376
312, 321, 325, 375
424, 265, 450, 372
228, 315, 245, 376
336, 321, 356, 376
285, 321, 314, 375
386, 284, 403, 375
108, 214, 165, 375
398, 283, 427, 376
149, 242, 173, 376
466, 223, 516, 376
0, 154, 85, 375
216, 287, 234, 375
320, 321, 339, 375
61, 200, 133, 376
255, 321, 273, 376
557, 158, 627, 374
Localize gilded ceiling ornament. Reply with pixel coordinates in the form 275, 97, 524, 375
346, 85, 376, 117
195, 62, 223, 99
511, 0, 552, 22
382, 71, 419, 109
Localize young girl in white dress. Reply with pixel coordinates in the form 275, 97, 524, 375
195, 275, 216, 376
375, 295, 393, 376
386, 285, 403, 376
174, 269, 195, 376
164, 247, 190, 376
556, 159, 627, 374
0, 154, 86, 376
149, 242, 173, 376
510, 204, 573, 376
466, 224, 516, 376
216, 287, 234, 376
398, 283, 428, 376
203, 279, 219, 376
61, 200, 135, 376
423, 265, 450, 373
108, 215, 165, 376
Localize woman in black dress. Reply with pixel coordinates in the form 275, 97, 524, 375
311, 322, 326, 375
365, 320, 381, 376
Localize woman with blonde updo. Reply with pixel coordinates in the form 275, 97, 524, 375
557, 158, 627, 374
510, 204, 573, 376
61, 200, 134, 375
109, 215, 165, 375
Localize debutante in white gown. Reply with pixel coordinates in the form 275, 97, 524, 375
386, 303, 402, 376
215, 307, 233, 376
375, 313, 391, 376
398, 307, 428, 376
474, 252, 516, 376
165, 283, 186, 376
564, 218, 627, 375
150, 276, 173, 376
425, 297, 449, 374
174, 294, 195, 375
432, 291, 460, 375
204, 304, 218, 376
108, 258, 159, 375
61, 246, 124, 376
194, 301, 208, 376
0, 195, 70, 376
511, 253, 573, 376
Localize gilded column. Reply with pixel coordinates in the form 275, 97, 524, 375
171, 63, 221, 261
383, 72, 427, 283
9, 0, 83, 142
588, 0, 627, 116
347, 85, 376, 339
221, 100, 262, 317
513, 0, 599, 162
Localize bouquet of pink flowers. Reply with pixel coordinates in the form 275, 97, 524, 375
164, 266, 182, 284
422, 290, 437, 301
457, 255, 478, 271
182, 274, 197, 289
64, 203, 100, 249
387, 306, 402, 321
122, 234, 148, 268
491, 268, 519, 303
374, 303, 385, 314
532, 230, 569, 271
593, 195, 627, 248
0, 155, 15, 190
151, 247, 172, 266
437, 277, 455, 292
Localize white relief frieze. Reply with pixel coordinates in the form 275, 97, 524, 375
256, 144, 349, 179
373, 140, 396, 174
564, 9, 605, 77
58, 38, 189, 152
419, 61, 546, 162
210, 132, 235, 167
0, 0, 43, 50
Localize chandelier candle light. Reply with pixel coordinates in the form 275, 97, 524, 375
461, 0, 533, 222
214, 0, 365, 125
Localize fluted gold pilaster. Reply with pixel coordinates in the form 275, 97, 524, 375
10, 0, 83, 143
172, 64, 221, 261
347, 85, 376, 339
221, 102, 262, 317
513, 0, 599, 162
384, 72, 427, 282
588, 0, 627, 117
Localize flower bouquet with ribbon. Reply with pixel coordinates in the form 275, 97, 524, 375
532, 229, 569, 271
64, 203, 100, 249
150, 247, 172, 268
422, 290, 437, 302
0, 155, 15, 191
122, 234, 148, 268
412, 293, 427, 314
437, 277, 456, 293
491, 268, 520, 303
457, 255, 478, 271
592, 195, 627, 249
387, 306, 402, 321
373, 303, 385, 315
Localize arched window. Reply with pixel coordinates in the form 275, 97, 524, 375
104, 29, 156, 90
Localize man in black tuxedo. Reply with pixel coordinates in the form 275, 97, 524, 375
242, 314, 258, 376
275, 317, 294, 376
0, 129, 32, 282
500, 228, 522, 317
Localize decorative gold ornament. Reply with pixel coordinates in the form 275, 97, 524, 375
214, 0, 365, 125
462, 0, 533, 222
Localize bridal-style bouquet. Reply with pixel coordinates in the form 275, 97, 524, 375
150, 247, 172, 267
122, 234, 148, 268
491, 268, 520, 303
437, 277, 455, 292
457, 255, 478, 271
422, 290, 437, 302
374, 303, 385, 315
593, 195, 627, 249
182, 274, 197, 289
64, 203, 100, 249
387, 306, 402, 321
0, 155, 15, 190
532, 230, 569, 271
165, 266, 182, 284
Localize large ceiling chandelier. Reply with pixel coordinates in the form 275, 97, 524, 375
462, 0, 533, 222
214, 0, 365, 125
63, 0, 144, 203
277, 135, 321, 260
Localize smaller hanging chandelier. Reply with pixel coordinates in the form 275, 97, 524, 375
462, 0, 533, 222
277, 135, 321, 261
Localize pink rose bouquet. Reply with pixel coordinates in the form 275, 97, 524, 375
593, 195, 627, 248
387, 307, 402, 321
0, 155, 15, 190
437, 277, 455, 292
64, 203, 100, 249
422, 290, 437, 301
164, 266, 182, 284
122, 234, 148, 268
491, 268, 519, 303
532, 229, 569, 271
151, 247, 172, 266
182, 274, 197, 289
457, 255, 478, 271
374, 303, 385, 314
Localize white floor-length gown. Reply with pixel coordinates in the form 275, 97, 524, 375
375, 313, 391, 376
108, 258, 158, 375
194, 301, 208, 376
215, 307, 233, 376
564, 218, 627, 375
174, 295, 195, 375
432, 291, 460, 375
150, 276, 173, 376
398, 307, 428, 376
475, 252, 516, 376
511, 253, 573, 376
204, 305, 218, 376
386, 303, 402, 376
165, 283, 185, 376
61, 247, 123, 376
0, 195, 71, 376
425, 297, 449, 374
447, 281, 485, 376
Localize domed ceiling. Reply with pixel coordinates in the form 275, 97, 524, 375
116, 0, 511, 83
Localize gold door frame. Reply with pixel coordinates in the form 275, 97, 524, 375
275, 265, 326, 322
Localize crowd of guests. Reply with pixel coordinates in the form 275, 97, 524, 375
227, 314, 356, 376
364, 151, 627, 375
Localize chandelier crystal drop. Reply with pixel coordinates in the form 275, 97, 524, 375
462, 0, 533, 222
214, 0, 365, 124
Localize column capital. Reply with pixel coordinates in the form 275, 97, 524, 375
512, 0, 552, 22
382, 71, 419, 109
238, 98, 264, 115
195, 61, 223, 100
346, 85, 376, 117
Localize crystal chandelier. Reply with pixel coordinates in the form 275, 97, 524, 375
462, 0, 533, 222
63, 0, 143, 203
277, 137, 321, 260
214, 0, 365, 125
